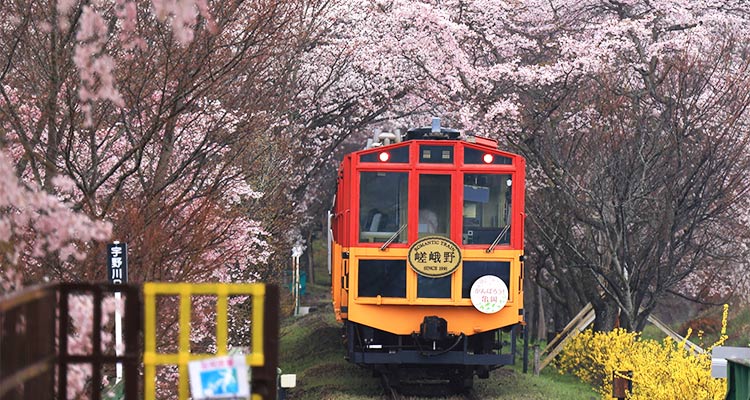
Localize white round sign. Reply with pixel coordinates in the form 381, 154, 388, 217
470, 275, 508, 314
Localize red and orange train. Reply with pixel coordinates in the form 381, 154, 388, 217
328, 119, 526, 388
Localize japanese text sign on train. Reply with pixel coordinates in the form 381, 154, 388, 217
470, 275, 508, 314
107, 241, 127, 284
407, 236, 462, 278
188, 355, 250, 399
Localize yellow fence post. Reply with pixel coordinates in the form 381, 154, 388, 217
142, 283, 267, 400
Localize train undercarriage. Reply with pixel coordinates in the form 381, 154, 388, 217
344, 318, 520, 389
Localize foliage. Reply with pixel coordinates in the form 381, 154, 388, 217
2, 0, 307, 396
0, 0, 323, 286
313, 0, 750, 331
0, 151, 111, 292
558, 305, 730, 399
2, 0, 750, 394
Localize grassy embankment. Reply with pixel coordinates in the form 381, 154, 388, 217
278, 244, 596, 400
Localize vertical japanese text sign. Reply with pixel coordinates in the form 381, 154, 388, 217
107, 241, 128, 284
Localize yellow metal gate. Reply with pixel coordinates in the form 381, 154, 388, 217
143, 283, 278, 400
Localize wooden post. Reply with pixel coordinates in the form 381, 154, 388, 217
612, 370, 632, 399
533, 345, 540, 376
251, 285, 280, 400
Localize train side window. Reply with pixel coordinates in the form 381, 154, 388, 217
418, 174, 451, 239
359, 172, 409, 243
358, 260, 406, 298
462, 174, 512, 245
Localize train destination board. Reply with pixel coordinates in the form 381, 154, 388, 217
407, 236, 462, 278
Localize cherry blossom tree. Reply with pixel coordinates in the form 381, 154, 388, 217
0, 0, 316, 286
3, 1, 749, 386
314, 0, 750, 330
2, 0, 327, 397
512, 1, 750, 330
0, 150, 111, 292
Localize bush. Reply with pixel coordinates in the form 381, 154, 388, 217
557, 305, 729, 400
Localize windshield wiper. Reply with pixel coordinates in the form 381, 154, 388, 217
486, 225, 511, 253
380, 225, 407, 251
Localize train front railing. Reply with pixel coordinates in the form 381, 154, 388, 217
0, 282, 279, 400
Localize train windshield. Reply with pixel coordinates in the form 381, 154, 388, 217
417, 174, 453, 298
359, 172, 408, 243
418, 174, 451, 239
462, 174, 512, 245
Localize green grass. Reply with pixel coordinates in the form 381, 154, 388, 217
279, 304, 596, 399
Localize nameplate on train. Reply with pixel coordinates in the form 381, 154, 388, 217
407, 236, 462, 278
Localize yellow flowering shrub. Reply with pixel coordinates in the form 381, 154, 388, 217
557, 305, 729, 400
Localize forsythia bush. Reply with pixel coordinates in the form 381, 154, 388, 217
558, 305, 729, 400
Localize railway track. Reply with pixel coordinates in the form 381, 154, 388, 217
380, 373, 402, 400
462, 391, 481, 400
380, 374, 481, 400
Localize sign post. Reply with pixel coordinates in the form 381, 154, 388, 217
291, 245, 304, 316
188, 355, 250, 399
107, 241, 128, 384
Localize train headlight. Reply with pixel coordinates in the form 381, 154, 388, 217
482, 153, 494, 164
378, 151, 390, 162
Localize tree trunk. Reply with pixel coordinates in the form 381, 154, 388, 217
536, 285, 546, 342
306, 230, 315, 285
591, 298, 619, 332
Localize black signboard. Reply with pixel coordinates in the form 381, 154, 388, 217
107, 242, 128, 284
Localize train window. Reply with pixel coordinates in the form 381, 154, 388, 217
417, 275, 451, 298
419, 145, 453, 164
359, 172, 409, 243
464, 148, 512, 165
360, 146, 409, 163
462, 174, 512, 245
419, 174, 451, 238
461, 261, 511, 298
358, 260, 406, 298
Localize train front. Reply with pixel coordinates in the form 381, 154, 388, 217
329, 122, 525, 388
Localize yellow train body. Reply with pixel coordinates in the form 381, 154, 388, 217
332, 247, 524, 335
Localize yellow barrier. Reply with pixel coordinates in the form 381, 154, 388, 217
143, 283, 266, 400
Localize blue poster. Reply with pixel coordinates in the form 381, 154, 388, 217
200, 368, 239, 396
188, 355, 250, 399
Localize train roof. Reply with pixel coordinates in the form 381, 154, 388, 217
354, 118, 521, 160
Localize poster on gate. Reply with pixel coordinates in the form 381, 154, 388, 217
188, 355, 250, 399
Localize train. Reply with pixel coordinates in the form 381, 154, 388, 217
327, 118, 526, 389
